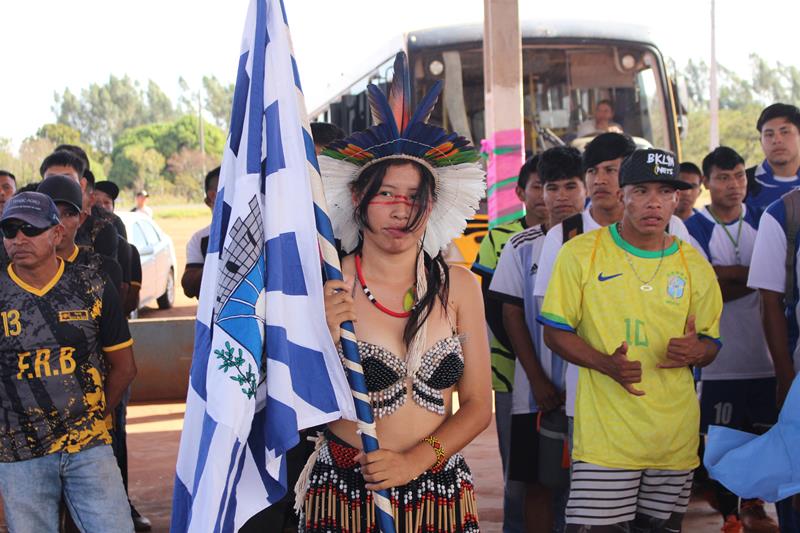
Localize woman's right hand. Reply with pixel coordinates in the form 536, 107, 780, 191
323, 279, 356, 343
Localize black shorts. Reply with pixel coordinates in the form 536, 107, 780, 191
700, 377, 778, 434
508, 413, 539, 483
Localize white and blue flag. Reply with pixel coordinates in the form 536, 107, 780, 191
171, 1, 356, 530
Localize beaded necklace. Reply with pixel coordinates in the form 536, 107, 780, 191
354, 254, 415, 318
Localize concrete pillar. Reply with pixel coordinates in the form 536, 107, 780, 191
483, 0, 524, 228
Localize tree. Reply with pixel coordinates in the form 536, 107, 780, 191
146, 80, 177, 124
203, 76, 234, 132
108, 144, 165, 191
36, 123, 82, 147
167, 148, 221, 201
53, 76, 180, 154
681, 106, 763, 167
683, 59, 709, 111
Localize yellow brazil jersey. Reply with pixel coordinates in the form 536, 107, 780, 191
539, 224, 722, 470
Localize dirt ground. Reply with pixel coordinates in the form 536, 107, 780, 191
0, 213, 774, 532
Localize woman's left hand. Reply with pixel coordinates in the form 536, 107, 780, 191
354, 449, 428, 490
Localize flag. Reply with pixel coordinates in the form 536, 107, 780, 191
171, 0, 356, 530
705, 374, 800, 502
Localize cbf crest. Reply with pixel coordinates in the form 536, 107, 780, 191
666, 272, 687, 300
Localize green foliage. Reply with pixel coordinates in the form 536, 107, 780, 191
678, 54, 800, 167
681, 106, 764, 167
108, 144, 166, 191
145, 81, 177, 124
681, 54, 800, 111
107, 115, 222, 198
54, 75, 150, 153
36, 123, 82, 147
203, 76, 234, 132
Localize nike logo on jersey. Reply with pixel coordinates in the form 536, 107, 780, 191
598, 272, 623, 282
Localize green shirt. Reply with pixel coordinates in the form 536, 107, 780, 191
471, 218, 526, 392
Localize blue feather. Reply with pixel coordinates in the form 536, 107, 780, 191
367, 84, 399, 138
406, 81, 443, 133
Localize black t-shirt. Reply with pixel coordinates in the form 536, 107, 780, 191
0, 260, 132, 462
67, 246, 123, 297
76, 212, 118, 260
129, 244, 142, 287
111, 213, 127, 240
116, 237, 131, 285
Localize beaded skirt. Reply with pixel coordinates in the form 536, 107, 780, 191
299, 433, 480, 533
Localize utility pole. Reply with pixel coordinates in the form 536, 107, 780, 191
483, 0, 524, 228
198, 90, 207, 177
709, 0, 719, 150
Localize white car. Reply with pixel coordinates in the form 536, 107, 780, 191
117, 212, 177, 310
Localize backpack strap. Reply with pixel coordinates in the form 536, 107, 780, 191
562, 213, 584, 244
783, 190, 800, 307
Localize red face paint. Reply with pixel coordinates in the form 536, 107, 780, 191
368, 195, 414, 207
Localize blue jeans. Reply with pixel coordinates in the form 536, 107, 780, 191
0, 444, 133, 533
495, 391, 525, 533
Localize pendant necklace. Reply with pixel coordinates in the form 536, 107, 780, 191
618, 223, 667, 292
354, 254, 415, 318
708, 207, 744, 264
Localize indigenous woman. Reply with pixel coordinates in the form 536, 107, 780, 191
296, 53, 491, 533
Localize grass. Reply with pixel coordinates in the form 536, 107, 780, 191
153, 205, 211, 219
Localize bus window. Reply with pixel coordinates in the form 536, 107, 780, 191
634, 53, 669, 150
411, 44, 675, 154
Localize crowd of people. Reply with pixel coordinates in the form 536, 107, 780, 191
0, 146, 153, 532
0, 56, 799, 533
475, 102, 800, 533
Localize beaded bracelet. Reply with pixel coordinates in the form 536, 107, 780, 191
422, 435, 445, 470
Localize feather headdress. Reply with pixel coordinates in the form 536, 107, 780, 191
319, 52, 485, 256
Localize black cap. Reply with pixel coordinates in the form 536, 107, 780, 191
0, 192, 61, 228
94, 181, 119, 201
37, 174, 83, 212
619, 149, 692, 190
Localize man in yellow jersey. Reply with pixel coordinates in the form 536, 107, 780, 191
539, 148, 723, 532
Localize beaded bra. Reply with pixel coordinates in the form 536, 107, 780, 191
341, 336, 465, 418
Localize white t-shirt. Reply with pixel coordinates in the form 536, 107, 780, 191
533, 208, 691, 416
132, 205, 153, 218
186, 224, 211, 266
747, 201, 800, 373
489, 225, 566, 414
685, 206, 774, 380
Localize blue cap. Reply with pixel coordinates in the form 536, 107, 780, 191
0, 192, 61, 228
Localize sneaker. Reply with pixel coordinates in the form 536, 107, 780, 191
131, 504, 152, 532
739, 500, 779, 533
722, 514, 743, 533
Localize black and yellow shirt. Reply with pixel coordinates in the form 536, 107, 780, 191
470, 218, 526, 392
0, 259, 132, 462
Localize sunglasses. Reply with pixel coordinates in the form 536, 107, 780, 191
0, 223, 52, 239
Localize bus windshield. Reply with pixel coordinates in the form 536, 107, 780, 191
409, 43, 672, 153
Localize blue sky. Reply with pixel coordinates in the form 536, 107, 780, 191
1, 0, 797, 150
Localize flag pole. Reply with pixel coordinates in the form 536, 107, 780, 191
288, 6, 394, 529
307, 171, 398, 533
